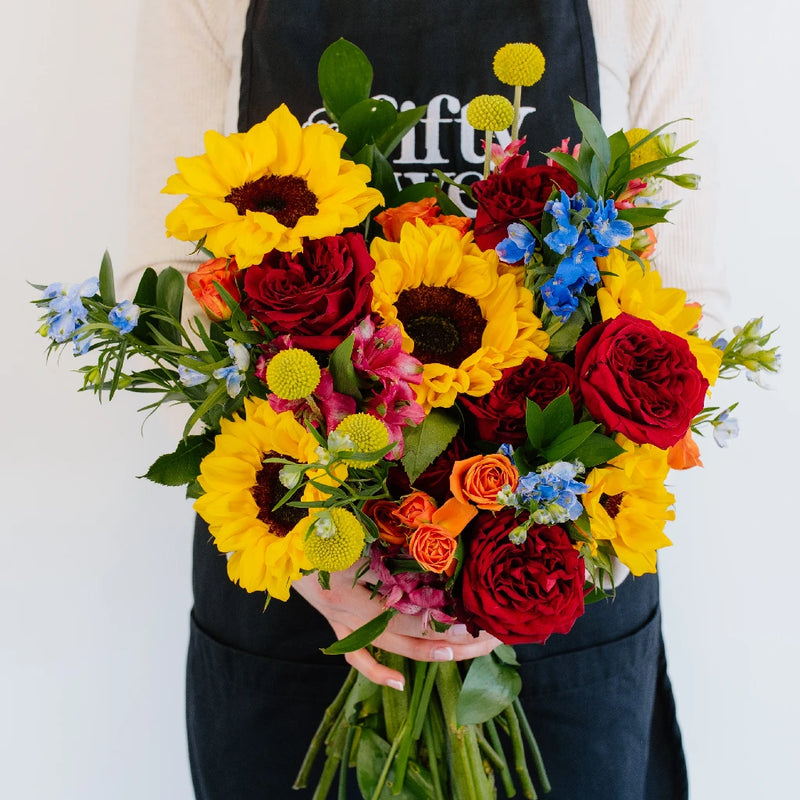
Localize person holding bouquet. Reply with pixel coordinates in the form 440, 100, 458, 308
123, 1, 726, 797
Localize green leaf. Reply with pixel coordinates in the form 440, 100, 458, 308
142, 434, 215, 486
98, 250, 116, 305
155, 267, 185, 345
541, 150, 592, 195
525, 398, 545, 450
339, 97, 398, 153
456, 654, 521, 725
616, 206, 669, 229
547, 313, 586, 359
318, 38, 372, 121
572, 98, 611, 169
132, 267, 158, 307
356, 729, 434, 800
570, 432, 626, 470
375, 105, 427, 158
391, 181, 438, 205
543, 420, 598, 462
623, 155, 687, 184
540, 391, 575, 447
589, 154, 606, 196
328, 334, 362, 400
493, 644, 520, 667
369, 148, 400, 203
401, 409, 460, 484
322, 608, 397, 655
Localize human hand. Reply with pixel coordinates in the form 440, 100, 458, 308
293, 561, 501, 691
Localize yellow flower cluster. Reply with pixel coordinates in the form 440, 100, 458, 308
466, 94, 515, 131
583, 436, 676, 575
493, 43, 546, 87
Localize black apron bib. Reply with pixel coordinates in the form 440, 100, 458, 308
187, 4, 687, 798
239, 0, 600, 210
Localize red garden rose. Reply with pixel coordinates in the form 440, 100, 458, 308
460, 357, 581, 445
574, 312, 709, 449
460, 509, 585, 644
471, 164, 577, 251
241, 232, 374, 350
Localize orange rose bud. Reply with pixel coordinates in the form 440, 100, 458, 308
374, 198, 471, 242
187, 256, 241, 321
363, 499, 409, 545
408, 523, 458, 574
449, 453, 519, 511
394, 491, 438, 527
667, 428, 704, 470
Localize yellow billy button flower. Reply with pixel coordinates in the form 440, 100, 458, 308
304, 508, 366, 573
333, 413, 390, 467
266, 348, 321, 400
466, 95, 515, 132
466, 95, 515, 178
493, 43, 546, 87
624, 128, 664, 171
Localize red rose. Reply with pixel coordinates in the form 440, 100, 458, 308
472, 165, 577, 251
460, 357, 581, 445
241, 232, 374, 351
574, 312, 709, 449
460, 509, 585, 644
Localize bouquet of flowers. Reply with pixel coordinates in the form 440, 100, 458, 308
33, 40, 779, 799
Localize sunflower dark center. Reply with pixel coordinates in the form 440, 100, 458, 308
600, 492, 624, 519
225, 175, 318, 227
251, 459, 306, 537
395, 286, 486, 368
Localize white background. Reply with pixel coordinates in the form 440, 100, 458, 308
1, 1, 798, 798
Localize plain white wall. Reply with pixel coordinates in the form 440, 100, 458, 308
1, 2, 797, 798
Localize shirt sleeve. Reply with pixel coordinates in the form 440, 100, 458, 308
628, 0, 730, 332
121, 0, 247, 302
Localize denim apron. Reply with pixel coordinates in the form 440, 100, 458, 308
187, 2, 688, 797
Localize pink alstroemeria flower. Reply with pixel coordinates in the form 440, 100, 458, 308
546, 137, 581, 167
369, 546, 455, 628
365, 381, 426, 459
352, 317, 423, 386
268, 369, 355, 431
615, 179, 649, 209
489, 136, 529, 173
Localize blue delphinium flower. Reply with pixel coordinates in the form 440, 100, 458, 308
515, 461, 588, 525
543, 190, 580, 254
42, 277, 99, 343
587, 198, 633, 251
72, 331, 94, 356
712, 409, 739, 447
178, 363, 211, 387
540, 277, 580, 319
496, 222, 537, 264
108, 300, 140, 334
213, 338, 250, 398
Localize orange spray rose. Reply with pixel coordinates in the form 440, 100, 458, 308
449, 453, 519, 511
187, 256, 241, 321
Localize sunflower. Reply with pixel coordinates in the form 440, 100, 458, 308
583, 435, 676, 576
370, 220, 550, 409
596, 248, 722, 385
193, 397, 330, 600
163, 104, 383, 267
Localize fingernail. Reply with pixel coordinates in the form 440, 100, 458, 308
449, 624, 468, 636
386, 679, 405, 692
431, 646, 454, 661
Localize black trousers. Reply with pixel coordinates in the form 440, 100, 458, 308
187, 516, 688, 799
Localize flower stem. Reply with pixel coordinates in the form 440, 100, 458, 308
483, 129, 493, 178
513, 698, 551, 794
393, 660, 427, 793
485, 717, 516, 798
503, 706, 538, 800
422, 713, 446, 800
293, 667, 357, 789
511, 85, 523, 141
